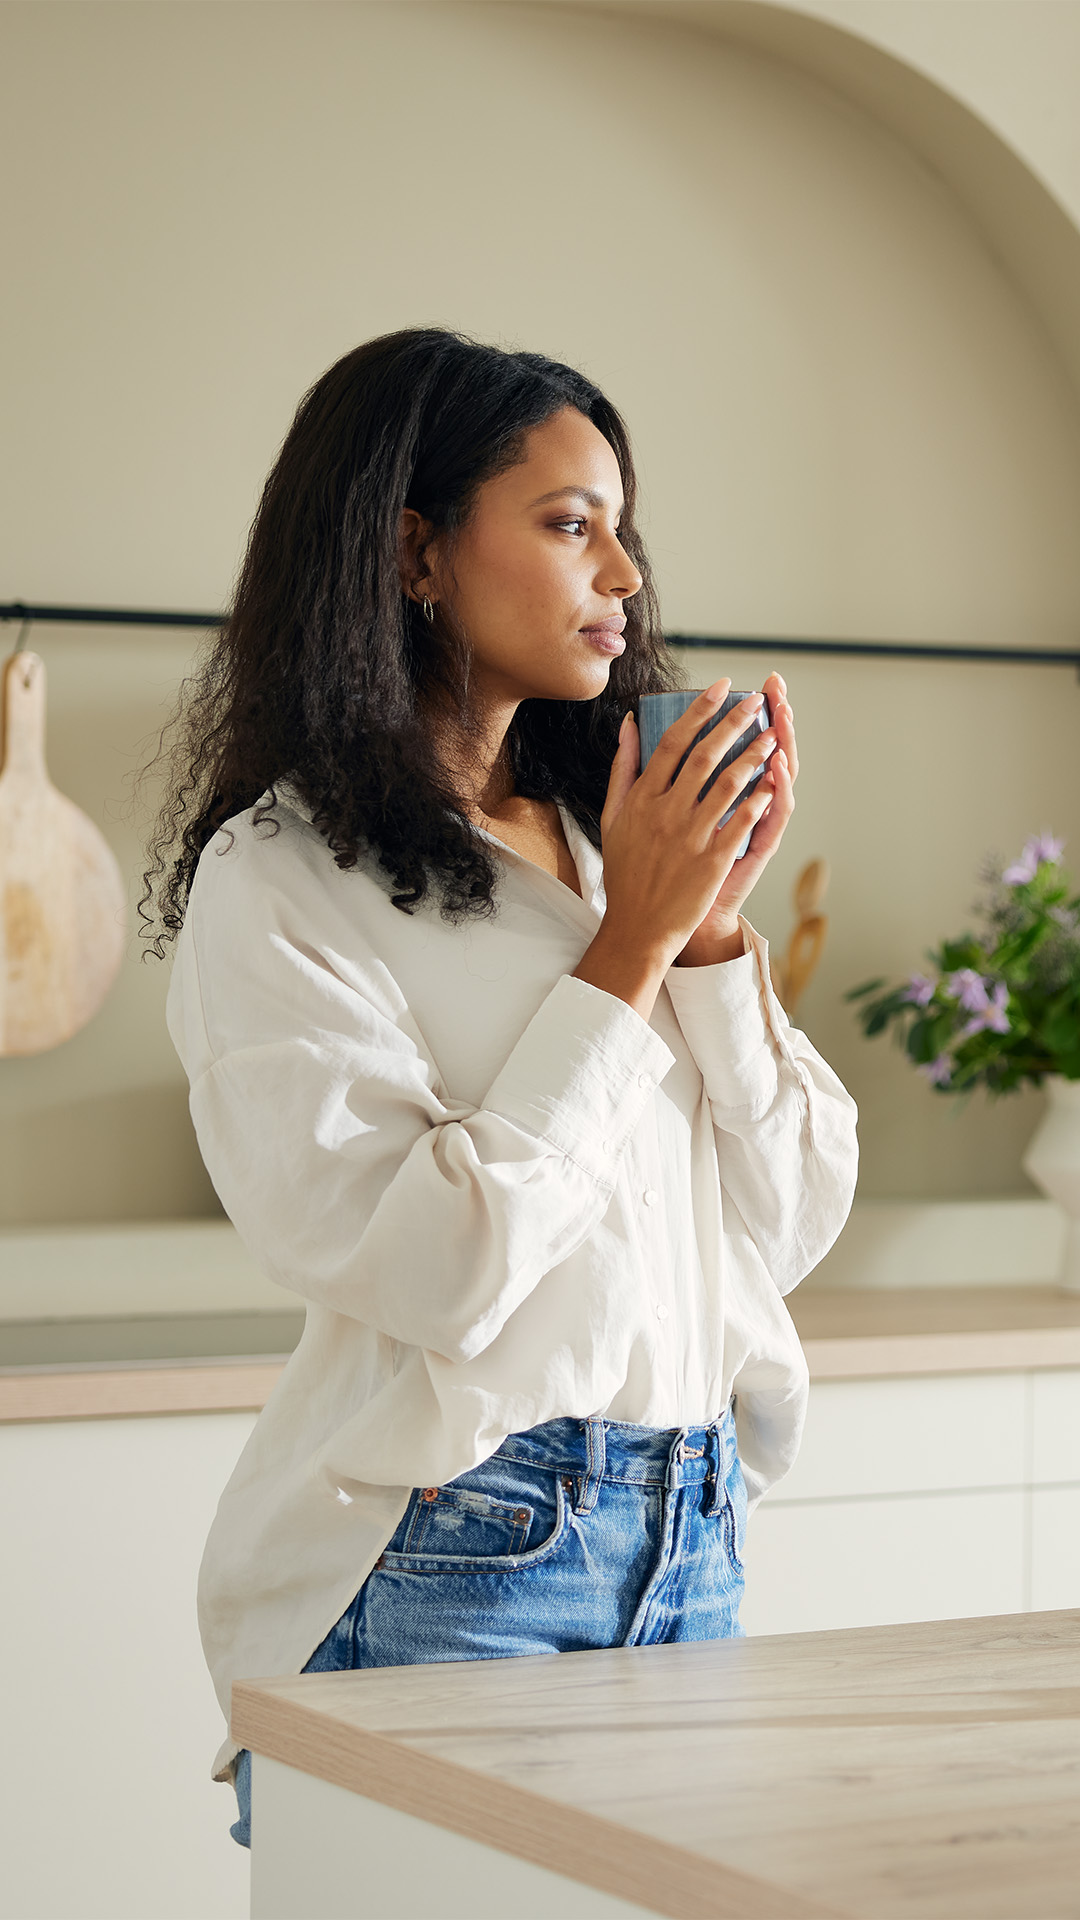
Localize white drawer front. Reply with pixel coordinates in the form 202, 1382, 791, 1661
740, 1488, 1026, 1636
770, 1372, 1026, 1504
1031, 1369, 1080, 1483
1031, 1486, 1080, 1610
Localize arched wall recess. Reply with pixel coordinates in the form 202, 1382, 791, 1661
582, 0, 1080, 406
552, 0, 1080, 1205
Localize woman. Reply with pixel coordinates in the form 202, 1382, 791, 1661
148, 327, 858, 1848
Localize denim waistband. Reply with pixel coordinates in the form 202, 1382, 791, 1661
493, 1407, 736, 1498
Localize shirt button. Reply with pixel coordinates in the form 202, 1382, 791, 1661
638, 1071, 653, 1090
643, 1188, 659, 1206
602, 1140, 614, 1157
655, 1303, 669, 1322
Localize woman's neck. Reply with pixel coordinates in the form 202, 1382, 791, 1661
434, 705, 517, 828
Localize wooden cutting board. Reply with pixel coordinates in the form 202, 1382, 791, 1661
0, 649, 126, 1055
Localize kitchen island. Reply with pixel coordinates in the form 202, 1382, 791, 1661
234, 1606, 1080, 1920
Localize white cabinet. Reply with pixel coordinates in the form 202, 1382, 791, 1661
0, 1412, 255, 1920
742, 1366, 1080, 1638
743, 1488, 1026, 1635
1031, 1369, 1080, 1480
1031, 1486, 1080, 1609
773, 1371, 1027, 1501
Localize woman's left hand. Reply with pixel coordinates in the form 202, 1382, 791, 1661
675, 671, 798, 966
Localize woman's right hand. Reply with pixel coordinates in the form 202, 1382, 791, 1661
572, 680, 778, 1018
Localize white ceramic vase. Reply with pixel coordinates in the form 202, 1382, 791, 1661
1021, 1073, 1080, 1292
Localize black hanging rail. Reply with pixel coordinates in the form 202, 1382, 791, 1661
1, 601, 222, 630
667, 634, 1080, 672
3, 602, 1080, 675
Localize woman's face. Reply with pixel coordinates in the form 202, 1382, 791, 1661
414, 406, 644, 710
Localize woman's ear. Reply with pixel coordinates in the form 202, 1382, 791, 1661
398, 508, 439, 606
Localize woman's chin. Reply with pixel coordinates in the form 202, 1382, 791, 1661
550, 658, 615, 702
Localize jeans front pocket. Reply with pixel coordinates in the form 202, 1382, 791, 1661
380, 1459, 569, 1573
400, 1483, 533, 1556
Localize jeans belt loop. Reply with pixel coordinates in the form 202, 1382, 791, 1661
574, 1415, 606, 1515
665, 1424, 689, 1492
704, 1415, 726, 1517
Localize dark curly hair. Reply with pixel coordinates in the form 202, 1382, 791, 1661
141, 326, 680, 949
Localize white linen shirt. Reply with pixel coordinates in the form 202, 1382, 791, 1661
166, 789, 858, 1778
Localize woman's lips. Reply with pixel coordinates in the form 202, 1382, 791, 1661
580, 621, 626, 656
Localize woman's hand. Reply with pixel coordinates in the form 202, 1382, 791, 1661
572, 671, 798, 1017
674, 670, 798, 965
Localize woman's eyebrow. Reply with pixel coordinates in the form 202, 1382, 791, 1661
528, 485, 624, 513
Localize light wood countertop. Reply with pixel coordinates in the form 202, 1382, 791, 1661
3, 1286, 1080, 1420
0, 1354, 285, 1422
793, 1284, 1080, 1378
233, 1606, 1080, 1920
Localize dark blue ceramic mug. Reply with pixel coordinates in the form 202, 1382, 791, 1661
637, 689, 772, 860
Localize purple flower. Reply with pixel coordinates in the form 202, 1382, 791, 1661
918, 1052, 953, 1087
1003, 833, 1065, 884
902, 973, 937, 1006
944, 968, 991, 1012
987, 982, 1012, 1032
1031, 833, 1065, 865
958, 982, 1011, 1039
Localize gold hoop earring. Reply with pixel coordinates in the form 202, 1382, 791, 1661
422, 596, 435, 624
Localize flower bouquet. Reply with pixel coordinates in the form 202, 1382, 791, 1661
844, 835, 1080, 1105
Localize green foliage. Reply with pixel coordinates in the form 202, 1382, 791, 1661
845, 838, 1080, 1098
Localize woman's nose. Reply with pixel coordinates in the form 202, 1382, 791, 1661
599, 535, 643, 600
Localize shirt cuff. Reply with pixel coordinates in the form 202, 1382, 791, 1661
484, 972, 676, 1187
664, 914, 788, 1114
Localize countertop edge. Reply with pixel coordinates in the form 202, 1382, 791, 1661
0, 1357, 285, 1422
231, 1681, 844, 1920
803, 1324, 1080, 1378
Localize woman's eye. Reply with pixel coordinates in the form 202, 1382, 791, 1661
554, 518, 588, 536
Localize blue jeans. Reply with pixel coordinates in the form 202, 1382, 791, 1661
230, 1408, 746, 1847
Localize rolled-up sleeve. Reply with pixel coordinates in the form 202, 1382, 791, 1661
664, 914, 858, 1295
176, 899, 675, 1364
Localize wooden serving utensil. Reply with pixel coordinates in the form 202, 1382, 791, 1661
770, 857, 829, 1015
0, 649, 126, 1055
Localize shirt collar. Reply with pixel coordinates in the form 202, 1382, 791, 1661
272, 783, 605, 936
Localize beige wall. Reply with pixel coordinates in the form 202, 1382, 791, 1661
2, 0, 1080, 1225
